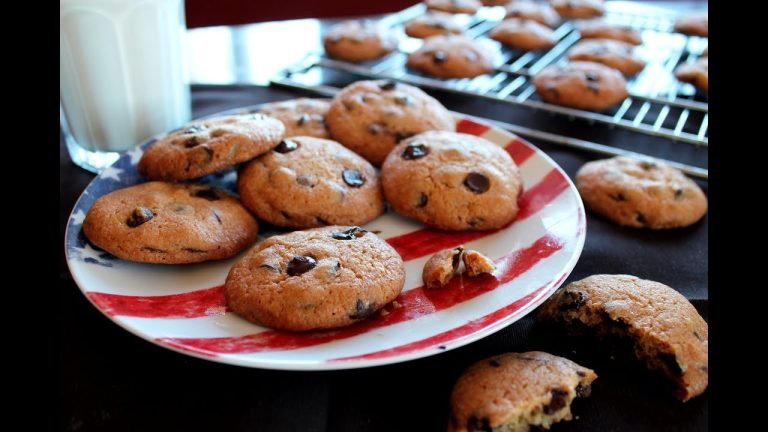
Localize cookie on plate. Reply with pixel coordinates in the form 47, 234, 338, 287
257, 98, 331, 139
533, 61, 628, 111
575, 156, 708, 228
224, 226, 406, 331
673, 11, 708, 37
381, 130, 523, 231
567, 39, 646, 76
237, 136, 385, 229
425, 0, 481, 14
578, 20, 642, 45
407, 34, 497, 79
489, 18, 557, 51
82, 182, 258, 264
137, 113, 284, 181
323, 20, 398, 62
675, 57, 708, 92
551, 0, 605, 19
504, 1, 561, 28
448, 351, 597, 432
326, 79, 454, 166
536, 274, 708, 401
422, 246, 496, 289
405, 11, 464, 39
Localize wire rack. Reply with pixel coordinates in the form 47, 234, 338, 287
270, 2, 708, 177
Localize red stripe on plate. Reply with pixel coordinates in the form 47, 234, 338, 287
455, 118, 490, 136
515, 169, 570, 220
158, 234, 563, 355
88, 286, 228, 318
505, 138, 536, 166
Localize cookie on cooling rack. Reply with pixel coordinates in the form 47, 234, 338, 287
533, 61, 628, 111
83, 182, 258, 264
137, 113, 284, 181
551, 0, 605, 19
237, 136, 384, 229
504, 1, 561, 28
675, 57, 708, 93
567, 39, 646, 76
536, 274, 708, 401
323, 20, 398, 62
425, 0, 481, 15
448, 351, 597, 432
257, 98, 331, 139
575, 156, 708, 229
381, 130, 523, 231
578, 20, 642, 45
405, 11, 464, 39
673, 11, 708, 37
407, 34, 497, 79
489, 18, 557, 51
224, 226, 405, 331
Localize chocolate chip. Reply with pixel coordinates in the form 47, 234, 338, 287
402, 143, 430, 160
575, 383, 591, 398
417, 192, 428, 207
433, 51, 447, 63
286, 256, 317, 276
368, 122, 384, 135
342, 169, 365, 187
451, 247, 465, 271
126, 207, 154, 227
297, 113, 310, 126
193, 188, 220, 201
274, 139, 299, 153
543, 388, 568, 414
610, 192, 626, 202
466, 416, 492, 432
674, 188, 685, 200
332, 226, 368, 240
464, 172, 490, 193
635, 212, 647, 225
489, 359, 501, 367
394, 94, 414, 106
349, 299, 377, 320
379, 80, 397, 90
184, 136, 201, 148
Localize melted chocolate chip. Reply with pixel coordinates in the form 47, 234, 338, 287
126, 207, 154, 227
379, 80, 397, 90
274, 139, 299, 153
417, 192, 428, 207
451, 247, 465, 271
402, 143, 430, 160
464, 172, 490, 193
349, 299, 377, 320
433, 51, 447, 63
286, 256, 317, 276
466, 416, 492, 432
543, 388, 568, 414
297, 113, 310, 126
332, 226, 368, 240
342, 169, 365, 187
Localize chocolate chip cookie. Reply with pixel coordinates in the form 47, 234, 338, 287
536, 274, 708, 401
578, 20, 642, 45
551, 0, 605, 19
137, 113, 284, 181
422, 246, 496, 289
257, 98, 331, 139
533, 61, 628, 111
407, 34, 497, 78
675, 56, 708, 92
673, 11, 708, 37
504, 1, 561, 28
489, 18, 557, 51
237, 136, 385, 229
425, 0, 481, 14
326, 79, 455, 166
449, 351, 597, 432
567, 39, 646, 76
82, 182, 259, 264
381, 131, 523, 231
224, 226, 406, 331
323, 20, 398, 62
575, 156, 708, 228
405, 11, 464, 39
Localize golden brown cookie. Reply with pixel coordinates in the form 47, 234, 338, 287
551, 0, 605, 19
449, 351, 597, 432
82, 182, 258, 264
257, 98, 331, 139
490, 18, 557, 51
421, 246, 496, 289
504, 1, 561, 28
536, 274, 708, 401
575, 156, 708, 229
533, 61, 628, 111
137, 113, 284, 181
425, 0, 481, 14
323, 20, 398, 62
224, 226, 406, 331
578, 20, 642, 45
237, 136, 385, 229
405, 11, 464, 39
326, 79, 454, 166
567, 39, 646, 76
481, 0, 511, 5
407, 34, 497, 78
675, 57, 708, 92
673, 11, 708, 37
381, 131, 523, 231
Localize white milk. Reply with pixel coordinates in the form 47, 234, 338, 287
60, 0, 191, 153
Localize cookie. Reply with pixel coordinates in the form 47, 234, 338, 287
504, 1, 561, 28
425, 0, 481, 14
323, 20, 398, 62
422, 246, 495, 289
567, 39, 646, 76
237, 136, 385, 229
448, 352, 597, 432
462, 249, 495, 277
326, 79, 455, 166
82, 182, 258, 264
224, 226, 406, 331
536, 274, 708, 401
407, 34, 497, 79
137, 114, 284, 181
533, 61, 628, 111
405, 11, 464, 39
673, 11, 708, 37
481, 0, 511, 5
551, 0, 605, 19
575, 156, 708, 228
675, 57, 708, 92
257, 98, 331, 139
381, 131, 523, 231
489, 18, 557, 51
578, 20, 642, 45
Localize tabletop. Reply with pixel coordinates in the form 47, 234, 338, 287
60, 2, 708, 431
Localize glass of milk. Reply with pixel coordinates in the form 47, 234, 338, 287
60, 0, 192, 173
